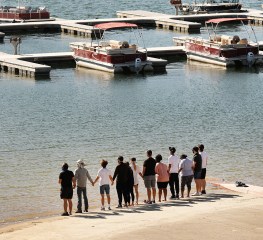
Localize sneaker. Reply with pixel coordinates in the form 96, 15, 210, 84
75, 210, 82, 213
201, 190, 206, 194
192, 192, 200, 196
175, 195, 180, 199
101, 207, 105, 211
84, 209, 88, 212
169, 196, 176, 199
108, 207, 111, 210
61, 212, 69, 216
116, 205, 122, 208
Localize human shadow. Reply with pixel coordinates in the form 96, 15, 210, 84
72, 193, 242, 220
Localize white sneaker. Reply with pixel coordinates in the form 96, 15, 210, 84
191, 192, 200, 196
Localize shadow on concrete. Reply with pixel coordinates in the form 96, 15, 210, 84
71, 193, 241, 220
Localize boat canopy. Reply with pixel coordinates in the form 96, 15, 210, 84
94, 22, 138, 30
206, 18, 251, 24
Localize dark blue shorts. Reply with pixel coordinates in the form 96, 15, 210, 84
194, 171, 202, 180
60, 187, 73, 199
201, 168, 206, 179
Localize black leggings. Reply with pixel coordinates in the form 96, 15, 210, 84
127, 186, 134, 204
116, 183, 128, 205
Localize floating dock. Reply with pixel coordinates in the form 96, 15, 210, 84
0, 48, 182, 78
0, 8, 262, 37
0, 52, 51, 78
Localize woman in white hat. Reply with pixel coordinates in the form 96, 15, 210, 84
74, 159, 94, 213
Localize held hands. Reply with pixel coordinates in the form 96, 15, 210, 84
111, 181, 114, 186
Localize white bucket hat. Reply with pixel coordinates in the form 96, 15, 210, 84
76, 159, 86, 166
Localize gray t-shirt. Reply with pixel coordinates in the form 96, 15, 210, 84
179, 158, 193, 176
74, 167, 92, 187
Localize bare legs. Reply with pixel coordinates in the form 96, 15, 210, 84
152, 187, 156, 202
195, 179, 202, 194
158, 188, 167, 202
134, 185, 139, 204
201, 179, 206, 192
100, 194, 111, 207
63, 199, 72, 214
146, 187, 156, 202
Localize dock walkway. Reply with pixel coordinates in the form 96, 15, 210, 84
0, 8, 262, 37
0, 47, 184, 78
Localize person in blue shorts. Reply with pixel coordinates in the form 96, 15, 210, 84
93, 160, 113, 210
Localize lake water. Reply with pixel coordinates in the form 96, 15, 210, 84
0, 0, 263, 225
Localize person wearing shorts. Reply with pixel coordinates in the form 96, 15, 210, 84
142, 150, 156, 204
59, 163, 76, 216
93, 160, 113, 210
178, 154, 194, 198
192, 146, 202, 196
199, 144, 208, 194
155, 154, 169, 202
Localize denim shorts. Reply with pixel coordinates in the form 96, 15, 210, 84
100, 184, 110, 194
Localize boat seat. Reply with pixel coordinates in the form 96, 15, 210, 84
221, 35, 232, 45
238, 38, 248, 45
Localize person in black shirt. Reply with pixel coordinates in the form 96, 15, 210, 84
142, 150, 156, 204
113, 156, 130, 208
191, 147, 202, 196
59, 163, 76, 216
126, 162, 135, 206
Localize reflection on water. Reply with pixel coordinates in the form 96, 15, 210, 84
0, 0, 263, 226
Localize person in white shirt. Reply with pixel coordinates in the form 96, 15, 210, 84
130, 157, 143, 205
168, 147, 180, 199
198, 144, 208, 194
93, 160, 114, 210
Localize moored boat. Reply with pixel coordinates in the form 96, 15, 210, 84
0, 6, 50, 20
70, 22, 154, 74
184, 18, 263, 67
170, 0, 242, 14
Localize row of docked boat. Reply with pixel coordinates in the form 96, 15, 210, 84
175, 18, 263, 67
69, 18, 263, 73
0, 3, 262, 74
170, 0, 243, 15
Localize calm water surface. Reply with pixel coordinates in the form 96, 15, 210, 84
0, 0, 263, 224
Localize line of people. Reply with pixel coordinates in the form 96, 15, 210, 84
58, 144, 208, 216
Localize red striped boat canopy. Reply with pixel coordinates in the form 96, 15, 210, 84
206, 18, 251, 24
94, 22, 138, 30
